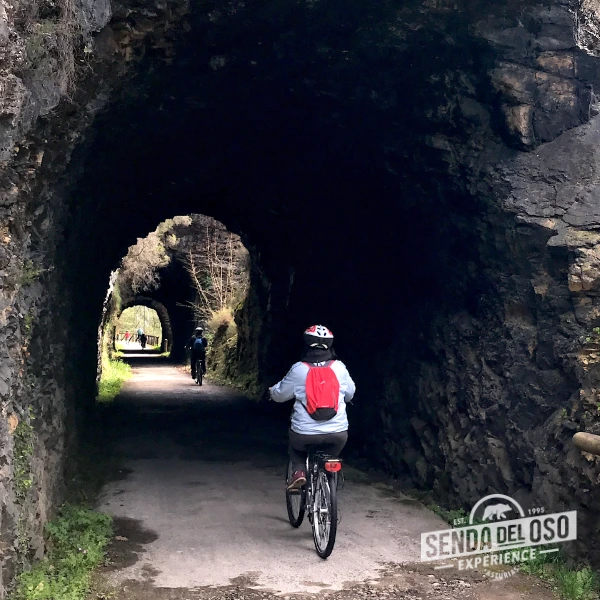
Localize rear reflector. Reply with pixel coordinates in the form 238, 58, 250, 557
325, 461, 342, 472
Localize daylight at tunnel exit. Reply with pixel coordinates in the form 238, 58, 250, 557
4, 1, 600, 599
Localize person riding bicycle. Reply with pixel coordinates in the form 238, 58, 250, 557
270, 325, 356, 491
187, 327, 208, 379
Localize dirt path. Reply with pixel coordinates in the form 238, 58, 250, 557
93, 358, 556, 600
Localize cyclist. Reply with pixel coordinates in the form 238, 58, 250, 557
270, 325, 356, 491
187, 327, 208, 380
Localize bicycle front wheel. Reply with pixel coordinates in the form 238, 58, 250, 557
312, 471, 337, 558
285, 460, 306, 528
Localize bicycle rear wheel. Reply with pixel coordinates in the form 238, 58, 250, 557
285, 460, 306, 527
195, 360, 203, 386
312, 471, 337, 558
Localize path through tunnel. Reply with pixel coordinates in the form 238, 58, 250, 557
96, 355, 454, 597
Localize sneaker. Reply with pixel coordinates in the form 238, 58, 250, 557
287, 470, 306, 491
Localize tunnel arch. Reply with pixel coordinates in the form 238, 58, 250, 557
117, 297, 173, 353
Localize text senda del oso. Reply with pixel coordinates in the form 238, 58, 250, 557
420, 511, 577, 563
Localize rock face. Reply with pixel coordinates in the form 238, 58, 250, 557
3, 0, 600, 593
0, 0, 187, 594
375, 117, 600, 561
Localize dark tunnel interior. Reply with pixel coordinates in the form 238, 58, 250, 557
56, 0, 498, 473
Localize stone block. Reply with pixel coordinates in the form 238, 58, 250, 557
536, 51, 575, 78
501, 103, 535, 148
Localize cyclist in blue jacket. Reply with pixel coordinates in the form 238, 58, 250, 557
187, 327, 208, 379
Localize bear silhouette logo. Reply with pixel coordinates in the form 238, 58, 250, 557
482, 503, 513, 521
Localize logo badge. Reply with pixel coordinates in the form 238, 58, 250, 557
421, 494, 577, 580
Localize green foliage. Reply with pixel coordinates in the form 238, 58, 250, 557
96, 358, 132, 404
555, 567, 598, 600
13, 409, 35, 502
585, 327, 600, 343
518, 548, 599, 600
394, 486, 598, 600
14, 506, 113, 600
519, 546, 561, 576
19, 260, 43, 286
399, 487, 470, 527
23, 311, 34, 337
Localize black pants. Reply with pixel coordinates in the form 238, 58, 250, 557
288, 429, 348, 472
191, 353, 206, 377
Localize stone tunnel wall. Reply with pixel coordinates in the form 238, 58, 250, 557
0, 0, 188, 594
3, 0, 600, 594
349, 1, 600, 563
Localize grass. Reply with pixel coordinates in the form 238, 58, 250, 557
14, 505, 113, 600
519, 549, 599, 600
96, 358, 132, 403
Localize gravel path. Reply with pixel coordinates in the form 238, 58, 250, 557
93, 357, 555, 600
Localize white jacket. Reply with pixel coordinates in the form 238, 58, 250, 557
270, 360, 356, 434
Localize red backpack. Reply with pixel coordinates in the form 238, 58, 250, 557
303, 360, 340, 421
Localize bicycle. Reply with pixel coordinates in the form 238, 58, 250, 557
194, 356, 206, 386
285, 446, 342, 558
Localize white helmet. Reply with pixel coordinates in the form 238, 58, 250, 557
303, 325, 334, 349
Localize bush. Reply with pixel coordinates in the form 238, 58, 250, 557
207, 307, 234, 333
15, 506, 113, 600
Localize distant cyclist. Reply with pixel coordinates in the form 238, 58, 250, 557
270, 325, 356, 490
187, 327, 208, 380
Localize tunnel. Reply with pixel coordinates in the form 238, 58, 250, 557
117, 298, 172, 350
3, 0, 600, 593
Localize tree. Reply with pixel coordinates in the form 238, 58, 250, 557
182, 216, 249, 322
